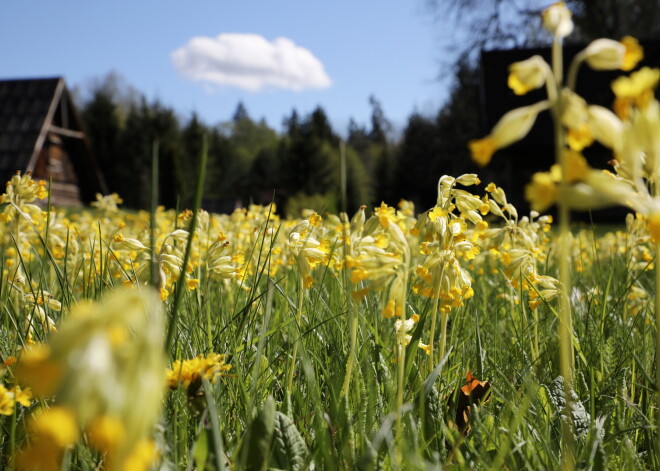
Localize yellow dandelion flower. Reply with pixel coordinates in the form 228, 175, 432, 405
166, 353, 232, 390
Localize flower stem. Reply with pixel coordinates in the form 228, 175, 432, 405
438, 308, 449, 371
341, 299, 359, 397
286, 275, 305, 394
395, 270, 409, 467
427, 282, 441, 375
552, 35, 575, 471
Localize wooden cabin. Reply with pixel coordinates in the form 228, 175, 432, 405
0, 77, 107, 206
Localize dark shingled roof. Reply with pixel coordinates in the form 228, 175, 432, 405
0, 77, 106, 202
0, 77, 62, 181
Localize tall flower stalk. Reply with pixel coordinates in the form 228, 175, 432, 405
468, 3, 644, 467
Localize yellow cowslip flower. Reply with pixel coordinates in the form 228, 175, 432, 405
87, 414, 124, 454
350, 268, 369, 283
15, 343, 62, 397
469, 101, 549, 166
567, 123, 594, 152
303, 274, 315, 289
309, 212, 322, 227
580, 36, 641, 72
120, 439, 158, 471
15, 407, 78, 471
91, 193, 123, 212
508, 55, 549, 95
542, 2, 573, 38
178, 209, 193, 222
621, 36, 644, 71
0, 384, 15, 415
646, 212, 660, 241
186, 278, 200, 291
12, 385, 32, 407
469, 136, 497, 167
31, 406, 79, 447
612, 67, 660, 118
564, 150, 591, 182
582, 38, 626, 71
525, 171, 558, 212
588, 105, 622, 149
428, 206, 447, 221
374, 202, 396, 228
15, 289, 165, 471
418, 342, 432, 355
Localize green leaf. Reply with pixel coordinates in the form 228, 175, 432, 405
240, 396, 276, 471
422, 385, 446, 460
547, 376, 591, 439
202, 378, 226, 471
417, 348, 451, 460
581, 416, 607, 471
404, 311, 427, 385
193, 428, 209, 471
270, 411, 308, 471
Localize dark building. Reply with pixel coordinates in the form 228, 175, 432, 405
0, 77, 106, 206
478, 40, 660, 219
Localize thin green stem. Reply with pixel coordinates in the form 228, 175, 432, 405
552, 35, 575, 471
165, 137, 207, 354
9, 403, 16, 470
286, 274, 305, 394
395, 269, 409, 467
438, 308, 449, 368
341, 300, 359, 397
427, 282, 441, 375
150, 140, 159, 288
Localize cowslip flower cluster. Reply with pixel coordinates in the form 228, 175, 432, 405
469, 1, 644, 215
412, 174, 485, 313
13, 288, 165, 471
348, 202, 414, 319
286, 212, 331, 289
0, 171, 48, 219
477, 183, 559, 310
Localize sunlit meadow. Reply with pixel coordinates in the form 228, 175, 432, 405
2, 3, 660, 470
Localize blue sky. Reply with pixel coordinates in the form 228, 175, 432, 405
1, 1, 455, 134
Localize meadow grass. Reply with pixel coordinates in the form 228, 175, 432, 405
4, 4, 658, 469
0, 172, 657, 470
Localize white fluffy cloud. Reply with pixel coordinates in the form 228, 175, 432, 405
171, 33, 332, 92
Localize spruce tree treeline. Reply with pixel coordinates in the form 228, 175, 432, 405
78, 76, 474, 216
